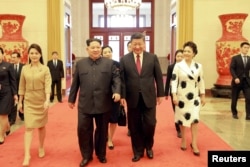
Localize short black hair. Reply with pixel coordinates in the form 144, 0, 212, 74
101, 45, 113, 55
240, 41, 250, 47
175, 49, 183, 57
86, 38, 102, 46
12, 51, 21, 58
52, 51, 58, 55
183, 41, 198, 55
130, 32, 145, 41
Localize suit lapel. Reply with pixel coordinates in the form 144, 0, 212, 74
179, 60, 195, 78
128, 53, 138, 74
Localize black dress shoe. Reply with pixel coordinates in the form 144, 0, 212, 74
232, 115, 239, 119
132, 155, 143, 162
58, 100, 63, 103
79, 158, 93, 167
146, 149, 154, 159
98, 157, 107, 163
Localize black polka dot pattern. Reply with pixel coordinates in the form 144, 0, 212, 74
193, 119, 199, 124
172, 74, 176, 81
197, 76, 201, 82
195, 63, 199, 69
188, 75, 194, 80
180, 81, 186, 88
173, 62, 204, 127
178, 101, 185, 108
186, 92, 194, 100
194, 100, 199, 106
177, 120, 183, 125
184, 113, 191, 120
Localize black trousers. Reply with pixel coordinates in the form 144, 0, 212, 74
170, 94, 180, 132
128, 93, 156, 156
50, 79, 62, 101
8, 95, 24, 123
77, 112, 110, 159
231, 78, 250, 117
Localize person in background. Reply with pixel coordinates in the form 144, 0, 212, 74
68, 38, 121, 167
47, 51, 64, 103
101, 45, 120, 150
127, 41, 132, 53
165, 49, 183, 138
18, 44, 52, 166
230, 41, 250, 120
0, 47, 18, 144
8, 52, 25, 125
120, 32, 164, 162
171, 41, 205, 156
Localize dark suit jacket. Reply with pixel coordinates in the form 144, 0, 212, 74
120, 51, 164, 108
164, 63, 175, 96
0, 61, 17, 96
230, 54, 250, 86
14, 63, 24, 90
47, 59, 64, 81
68, 57, 121, 114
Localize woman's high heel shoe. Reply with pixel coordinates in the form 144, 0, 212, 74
38, 148, 45, 158
0, 136, 5, 145
22, 156, 30, 167
6, 130, 10, 136
180, 147, 187, 151
190, 144, 200, 156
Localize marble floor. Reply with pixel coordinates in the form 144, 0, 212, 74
9, 96, 250, 150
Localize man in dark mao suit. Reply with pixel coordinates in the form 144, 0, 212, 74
68, 38, 121, 167
230, 41, 250, 120
120, 32, 164, 162
47, 51, 64, 103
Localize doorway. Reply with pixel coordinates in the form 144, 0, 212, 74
91, 31, 152, 61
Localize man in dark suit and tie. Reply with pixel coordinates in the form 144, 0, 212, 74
120, 32, 165, 162
230, 41, 250, 120
68, 38, 121, 167
8, 52, 24, 124
47, 51, 64, 103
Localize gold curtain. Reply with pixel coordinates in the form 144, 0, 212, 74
177, 0, 193, 49
47, 0, 61, 59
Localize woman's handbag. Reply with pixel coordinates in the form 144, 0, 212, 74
118, 105, 126, 126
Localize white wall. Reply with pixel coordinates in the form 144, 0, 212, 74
193, 0, 250, 89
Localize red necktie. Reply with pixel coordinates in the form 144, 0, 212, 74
136, 55, 141, 74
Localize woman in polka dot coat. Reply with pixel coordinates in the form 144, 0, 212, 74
171, 41, 206, 156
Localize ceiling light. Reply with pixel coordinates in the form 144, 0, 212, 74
104, 0, 142, 10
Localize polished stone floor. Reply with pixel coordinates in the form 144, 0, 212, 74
9, 96, 250, 150
200, 96, 250, 150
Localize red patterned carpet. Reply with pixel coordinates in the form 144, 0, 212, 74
0, 97, 232, 167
